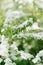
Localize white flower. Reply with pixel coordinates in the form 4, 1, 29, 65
19, 0, 23, 4
0, 58, 3, 63
19, 5, 23, 9
32, 57, 41, 63
4, 11, 25, 27
1, 29, 5, 32
0, 35, 9, 58
32, 50, 43, 63
32, 22, 39, 30
9, 43, 19, 60
19, 51, 34, 60
15, 0, 18, 2
10, 53, 17, 60
11, 43, 18, 50
19, 0, 33, 5
5, 58, 16, 65
18, 20, 28, 28
29, 18, 33, 23
1, 0, 14, 15
0, 35, 1, 42
0, 43, 9, 57
26, 22, 40, 31
35, 0, 43, 9
36, 50, 43, 57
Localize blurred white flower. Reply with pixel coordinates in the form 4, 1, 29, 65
19, 51, 34, 60
1, 28, 5, 32
26, 22, 39, 31
35, 0, 43, 9
5, 58, 16, 65
0, 58, 3, 63
9, 43, 19, 60
36, 50, 43, 57
32, 22, 39, 30
0, 35, 9, 58
10, 42, 18, 52
32, 56, 41, 63
1, 0, 14, 15
18, 20, 28, 28
4, 11, 25, 27
32, 50, 43, 63
0, 43, 9, 57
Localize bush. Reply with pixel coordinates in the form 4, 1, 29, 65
0, 0, 43, 65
